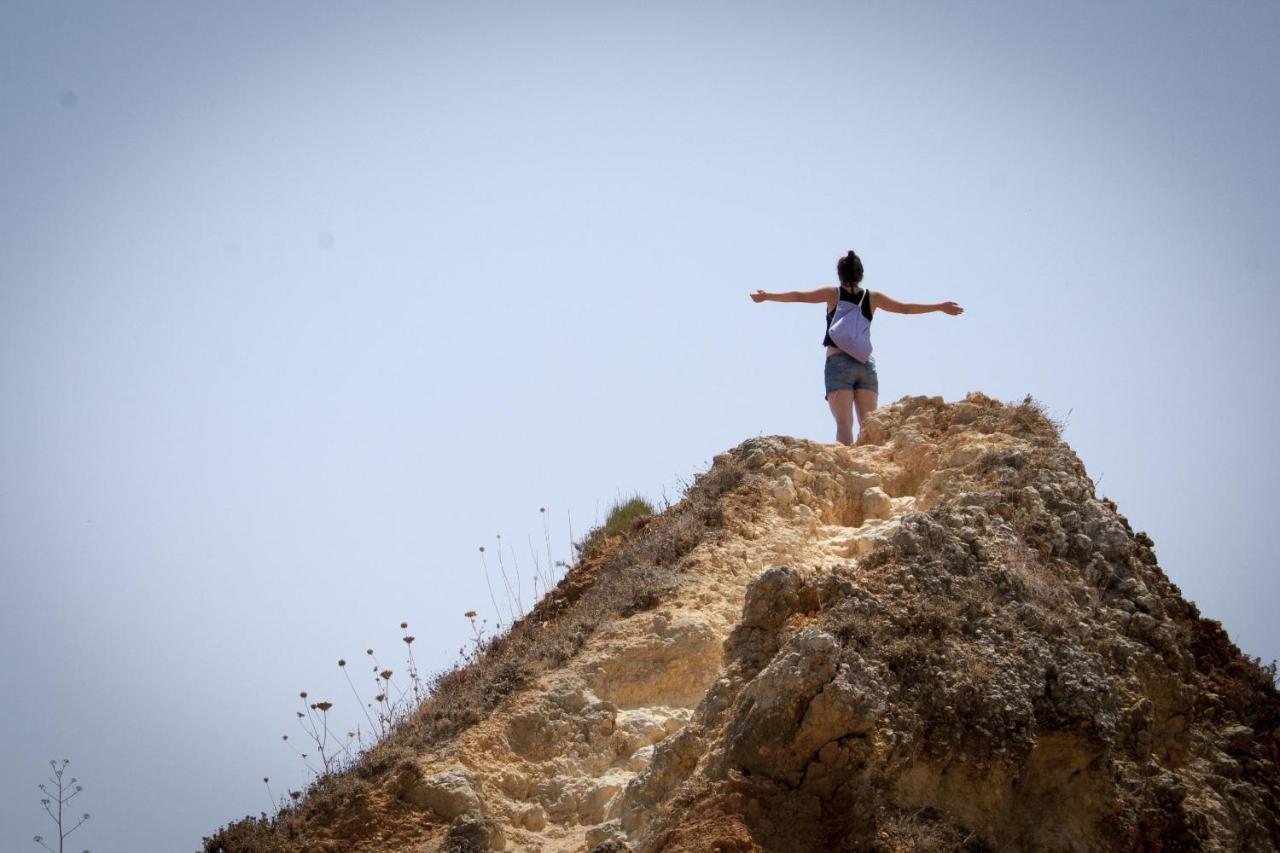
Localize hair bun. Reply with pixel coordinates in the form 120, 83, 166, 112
836, 250, 865, 286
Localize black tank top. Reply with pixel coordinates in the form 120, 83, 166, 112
823, 285, 874, 347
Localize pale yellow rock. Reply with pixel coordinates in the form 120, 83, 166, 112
860, 486, 893, 520
284, 394, 1279, 853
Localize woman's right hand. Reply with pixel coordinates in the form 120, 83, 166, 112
940, 301, 964, 316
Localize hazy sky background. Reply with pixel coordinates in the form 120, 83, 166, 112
3, 1, 1278, 849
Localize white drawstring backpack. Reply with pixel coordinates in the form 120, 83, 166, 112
827, 287, 874, 363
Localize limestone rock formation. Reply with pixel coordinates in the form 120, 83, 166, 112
207, 394, 1279, 853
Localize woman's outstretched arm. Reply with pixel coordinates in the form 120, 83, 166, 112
751, 287, 837, 304
872, 292, 964, 316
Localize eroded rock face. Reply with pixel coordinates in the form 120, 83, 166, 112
623, 397, 1280, 853
407, 767, 481, 822
264, 394, 1280, 852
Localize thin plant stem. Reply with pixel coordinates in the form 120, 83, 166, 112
301, 696, 321, 745
35, 759, 90, 853
494, 535, 518, 623
527, 534, 542, 590
317, 707, 332, 773
402, 623, 421, 703
340, 664, 377, 733
478, 547, 503, 630
499, 540, 519, 614
542, 507, 557, 583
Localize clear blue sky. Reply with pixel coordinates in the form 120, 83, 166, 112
3, 2, 1277, 849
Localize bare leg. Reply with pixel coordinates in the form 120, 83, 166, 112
854, 389, 879, 438
827, 389, 856, 446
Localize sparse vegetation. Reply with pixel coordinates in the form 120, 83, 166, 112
1257, 658, 1280, 689
34, 759, 90, 853
1012, 394, 1065, 438
575, 494, 656, 562
202, 460, 746, 852
201, 397, 1280, 851
874, 805, 984, 852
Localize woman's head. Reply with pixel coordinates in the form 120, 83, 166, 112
837, 251, 864, 287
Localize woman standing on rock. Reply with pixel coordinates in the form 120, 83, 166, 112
750, 250, 964, 446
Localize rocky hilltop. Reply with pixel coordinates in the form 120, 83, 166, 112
208, 394, 1279, 853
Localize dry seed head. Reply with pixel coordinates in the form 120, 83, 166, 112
464, 610, 477, 618
316, 701, 333, 711
403, 635, 415, 644
478, 546, 485, 553
366, 648, 373, 655
380, 669, 393, 680
375, 693, 386, 702
338, 658, 346, 667
400, 621, 408, 629
299, 691, 307, 699
263, 777, 269, 783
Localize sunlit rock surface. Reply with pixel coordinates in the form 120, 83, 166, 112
215, 394, 1280, 852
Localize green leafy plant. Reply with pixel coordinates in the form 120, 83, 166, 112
575, 494, 655, 561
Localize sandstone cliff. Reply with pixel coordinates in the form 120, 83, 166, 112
207, 394, 1280, 853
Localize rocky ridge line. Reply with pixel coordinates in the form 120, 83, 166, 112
226, 394, 1280, 852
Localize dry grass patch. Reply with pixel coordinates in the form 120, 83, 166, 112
203, 458, 746, 852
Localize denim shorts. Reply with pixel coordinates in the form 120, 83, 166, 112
824, 351, 879, 399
